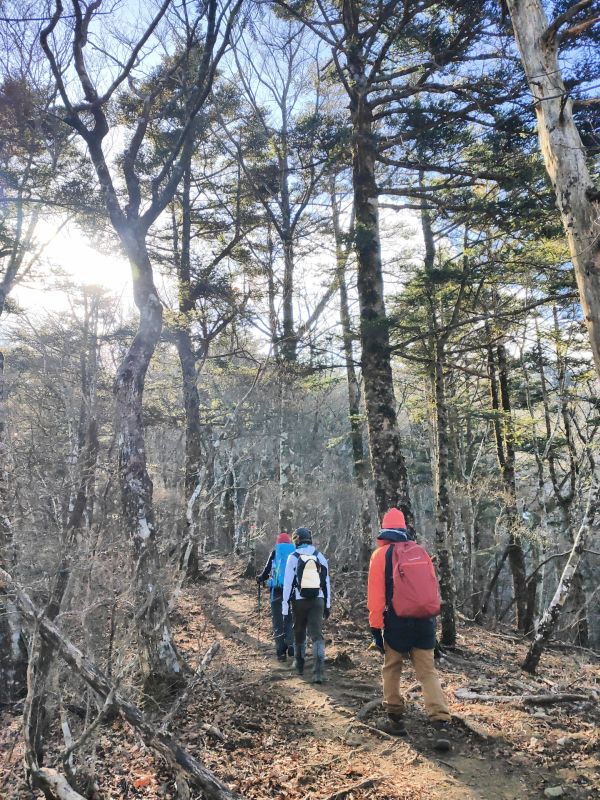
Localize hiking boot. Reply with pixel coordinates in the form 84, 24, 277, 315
277, 653, 287, 662
287, 645, 294, 657
378, 715, 407, 736
312, 658, 325, 684
432, 720, 451, 752
293, 656, 305, 676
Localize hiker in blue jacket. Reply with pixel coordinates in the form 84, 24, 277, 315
256, 533, 296, 661
282, 527, 331, 683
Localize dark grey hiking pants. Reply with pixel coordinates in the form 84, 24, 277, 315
292, 597, 325, 658
271, 596, 293, 656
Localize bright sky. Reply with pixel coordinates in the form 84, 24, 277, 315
11, 205, 421, 322
12, 221, 134, 315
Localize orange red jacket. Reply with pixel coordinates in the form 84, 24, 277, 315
368, 508, 409, 628
367, 538, 390, 628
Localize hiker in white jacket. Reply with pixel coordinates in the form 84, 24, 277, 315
282, 527, 331, 683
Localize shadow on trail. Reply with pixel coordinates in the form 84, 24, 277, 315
198, 567, 565, 800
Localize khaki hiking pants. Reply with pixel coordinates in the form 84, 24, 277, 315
383, 643, 450, 722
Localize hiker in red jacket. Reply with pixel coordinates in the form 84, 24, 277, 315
367, 508, 451, 750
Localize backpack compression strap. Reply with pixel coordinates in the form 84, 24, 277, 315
384, 544, 395, 610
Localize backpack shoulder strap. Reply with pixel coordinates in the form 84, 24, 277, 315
384, 543, 395, 609
312, 550, 329, 606
289, 551, 301, 596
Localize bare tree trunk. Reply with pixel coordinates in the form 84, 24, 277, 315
114, 238, 181, 684
346, 45, 412, 523
420, 194, 456, 645
486, 331, 528, 629
330, 182, 372, 563
277, 122, 299, 533
173, 166, 203, 578
278, 374, 297, 534
522, 481, 599, 674
476, 544, 510, 622
505, 0, 600, 377
432, 340, 457, 646
202, 438, 216, 553
0, 348, 28, 703
176, 324, 203, 576
220, 462, 236, 551
496, 342, 528, 630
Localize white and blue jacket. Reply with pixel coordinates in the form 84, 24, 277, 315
282, 544, 331, 616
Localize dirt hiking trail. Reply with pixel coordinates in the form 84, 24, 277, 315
1, 557, 598, 800
179, 559, 599, 800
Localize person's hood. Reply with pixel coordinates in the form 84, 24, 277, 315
296, 543, 316, 554
376, 528, 410, 547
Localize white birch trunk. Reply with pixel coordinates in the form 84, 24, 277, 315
522, 480, 599, 673
506, 0, 600, 375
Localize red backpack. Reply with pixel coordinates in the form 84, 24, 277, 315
385, 541, 441, 618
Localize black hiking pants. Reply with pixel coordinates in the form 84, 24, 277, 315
291, 597, 324, 657
271, 595, 293, 656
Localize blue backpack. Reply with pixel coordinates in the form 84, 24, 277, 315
271, 542, 295, 594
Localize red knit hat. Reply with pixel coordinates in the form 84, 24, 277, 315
276, 532, 291, 544
381, 508, 406, 529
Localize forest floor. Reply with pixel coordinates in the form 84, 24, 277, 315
1, 558, 599, 800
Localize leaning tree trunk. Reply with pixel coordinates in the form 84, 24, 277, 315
560, 507, 590, 648
114, 239, 181, 685
522, 481, 599, 674
505, 0, 600, 377
347, 58, 412, 524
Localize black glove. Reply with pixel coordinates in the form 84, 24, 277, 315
256, 575, 264, 586
324, 607, 330, 620
370, 627, 384, 653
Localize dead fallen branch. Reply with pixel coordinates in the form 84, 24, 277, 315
318, 776, 380, 800
0, 568, 242, 800
35, 768, 87, 800
455, 688, 593, 705
160, 642, 220, 733
345, 720, 398, 741
60, 689, 115, 766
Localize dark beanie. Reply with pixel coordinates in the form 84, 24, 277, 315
293, 527, 312, 544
